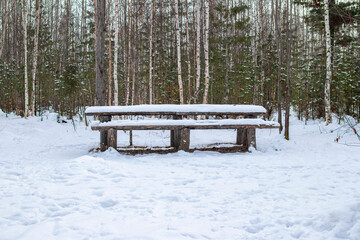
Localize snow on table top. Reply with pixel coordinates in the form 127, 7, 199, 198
85, 104, 266, 115
91, 118, 280, 127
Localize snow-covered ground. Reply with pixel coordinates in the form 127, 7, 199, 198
0, 110, 359, 240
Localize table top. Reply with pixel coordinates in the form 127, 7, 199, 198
85, 104, 266, 116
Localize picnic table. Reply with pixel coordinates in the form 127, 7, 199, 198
85, 104, 279, 153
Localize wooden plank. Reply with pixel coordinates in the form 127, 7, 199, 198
92, 124, 278, 131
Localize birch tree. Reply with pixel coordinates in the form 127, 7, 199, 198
113, 0, 119, 106
31, 0, 41, 116
202, 0, 210, 104
185, 0, 191, 103
22, 0, 29, 118
324, 0, 332, 125
194, 0, 201, 103
285, 0, 292, 140
174, 0, 184, 104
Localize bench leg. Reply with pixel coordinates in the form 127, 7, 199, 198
236, 128, 256, 151
100, 116, 111, 152
108, 128, 117, 149
100, 130, 108, 152
178, 128, 190, 152
171, 129, 181, 148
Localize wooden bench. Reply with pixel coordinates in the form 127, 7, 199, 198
85, 104, 279, 153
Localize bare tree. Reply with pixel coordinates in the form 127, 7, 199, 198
185, 0, 191, 103
95, 0, 106, 106
174, 0, 184, 104
202, 0, 210, 104
149, 0, 155, 104
0, 0, 8, 59
285, 0, 292, 140
31, 0, 41, 116
324, 0, 332, 125
113, 0, 119, 106
107, 0, 112, 106
22, 0, 29, 118
194, 0, 201, 103
275, 0, 283, 133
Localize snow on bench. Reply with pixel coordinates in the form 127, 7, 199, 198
91, 119, 279, 130
85, 104, 279, 153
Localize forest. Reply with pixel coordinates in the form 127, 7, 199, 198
0, 0, 359, 125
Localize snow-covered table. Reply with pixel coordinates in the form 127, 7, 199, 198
85, 104, 279, 153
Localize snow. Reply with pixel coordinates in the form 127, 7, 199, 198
1, 110, 360, 240
91, 118, 280, 127
85, 104, 267, 114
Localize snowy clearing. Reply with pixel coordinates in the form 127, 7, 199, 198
0, 110, 360, 240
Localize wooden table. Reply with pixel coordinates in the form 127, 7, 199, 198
85, 104, 279, 153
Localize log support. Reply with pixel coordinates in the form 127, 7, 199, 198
236, 128, 256, 151
178, 128, 190, 152
100, 115, 111, 151
108, 128, 117, 149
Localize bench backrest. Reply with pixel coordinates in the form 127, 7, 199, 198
85, 104, 266, 118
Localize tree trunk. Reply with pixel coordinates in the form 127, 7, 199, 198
185, 0, 191, 104
194, 0, 201, 103
259, 0, 265, 105
31, 0, 41, 116
22, 0, 29, 118
275, 0, 283, 133
174, 0, 184, 104
113, 0, 119, 106
149, 0, 154, 104
125, 0, 132, 106
0, 0, 8, 59
107, 0, 112, 106
285, 0, 292, 140
324, 0, 332, 125
224, 0, 230, 104
202, 0, 210, 104
95, 0, 106, 106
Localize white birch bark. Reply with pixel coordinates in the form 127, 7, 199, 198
22, 0, 29, 118
113, 0, 119, 106
185, 0, 191, 103
324, 0, 332, 125
174, 0, 184, 104
194, 0, 201, 103
125, 0, 132, 106
259, 0, 265, 105
31, 0, 41, 116
202, 0, 210, 104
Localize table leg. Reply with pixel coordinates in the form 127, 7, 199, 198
237, 128, 256, 151
100, 115, 111, 152
179, 128, 190, 152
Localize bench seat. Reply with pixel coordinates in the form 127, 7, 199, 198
90, 119, 279, 152
91, 119, 279, 131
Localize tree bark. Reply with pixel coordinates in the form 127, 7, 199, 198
113, 0, 119, 106
285, 0, 292, 140
95, 0, 106, 106
31, 0, 41, 116
324, 0, 332, 125
275, 0, 283, 133
185, 0, 191, 104
107, 0, 112, 106
22, 0, 29, 118
194, 0, 201, 103
149, 0, 155, 104
202, 0, 210, 104
259, 0, 265, 105
0, 0, 8, 59
174, 0, 184, 104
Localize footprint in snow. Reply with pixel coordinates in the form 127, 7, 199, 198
100, 199, 118, 208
